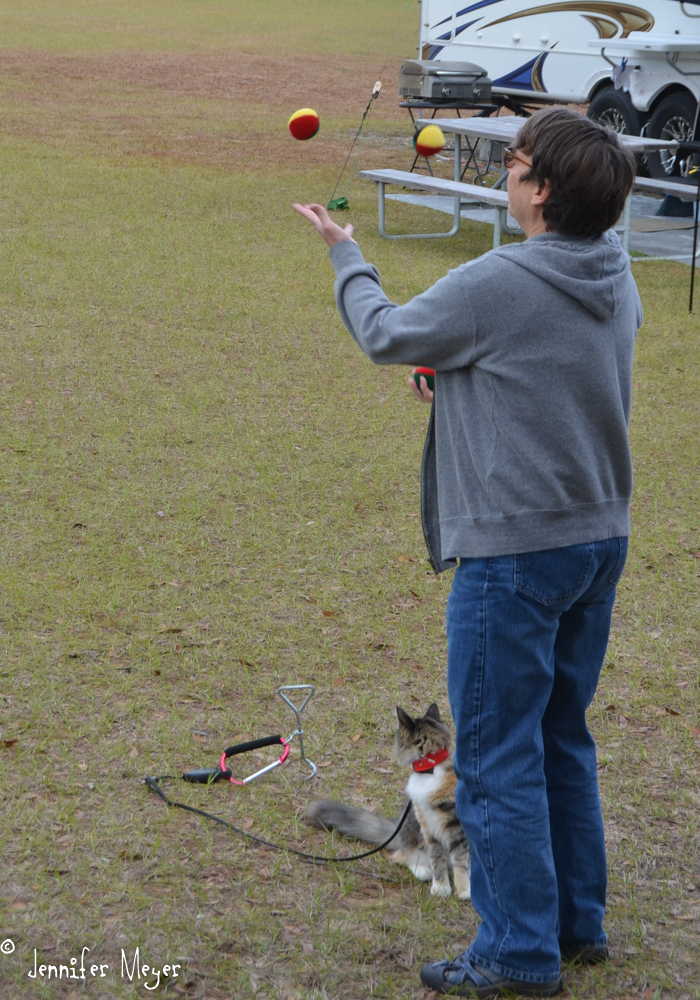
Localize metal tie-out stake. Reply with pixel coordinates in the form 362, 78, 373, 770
277, 684, 317, 780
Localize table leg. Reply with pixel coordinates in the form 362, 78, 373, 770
378, 181, 388, 238
619, 192, 631, 254
493, 207, 503, 249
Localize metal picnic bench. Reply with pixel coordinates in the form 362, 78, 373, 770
357, 168, 509, 247
361, 116, 682, 250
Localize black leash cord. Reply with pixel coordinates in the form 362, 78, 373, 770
144, 775, 412, 865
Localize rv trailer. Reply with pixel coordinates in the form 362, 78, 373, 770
416, 0, 700, 177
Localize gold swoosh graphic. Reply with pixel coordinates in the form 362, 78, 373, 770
583, 14, 619, 38
482, 3, 654, 38
532, 52, 548, 90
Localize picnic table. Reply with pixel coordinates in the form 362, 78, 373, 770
360, 116, 680, 248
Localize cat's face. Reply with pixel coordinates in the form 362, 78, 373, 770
394, 703, 453, 767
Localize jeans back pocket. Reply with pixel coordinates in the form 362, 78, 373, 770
514, 543, 595, 607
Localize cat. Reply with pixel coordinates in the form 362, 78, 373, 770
305, 703, 471, 899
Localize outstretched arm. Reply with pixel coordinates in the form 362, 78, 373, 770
293, 203, 479, 371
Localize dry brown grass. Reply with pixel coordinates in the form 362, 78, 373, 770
0, 48, 427, 171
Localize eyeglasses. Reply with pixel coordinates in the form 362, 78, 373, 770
503, 146, 533, 170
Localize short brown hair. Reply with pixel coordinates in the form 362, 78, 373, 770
515, 107, 636, 239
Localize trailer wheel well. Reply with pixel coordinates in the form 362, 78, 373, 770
647, 83, 697, 118
587, 78, 613, 102
585, 82, 697, 121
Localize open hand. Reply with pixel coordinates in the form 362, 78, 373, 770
293, 203, 356, 248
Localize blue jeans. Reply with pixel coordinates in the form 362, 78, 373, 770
446, 537, 627, 983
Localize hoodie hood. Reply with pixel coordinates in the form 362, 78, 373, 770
491, 229, 630, 321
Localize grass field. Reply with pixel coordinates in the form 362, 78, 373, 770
0, 2, 699, 998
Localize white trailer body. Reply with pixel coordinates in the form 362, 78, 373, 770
418, 0, 700, 175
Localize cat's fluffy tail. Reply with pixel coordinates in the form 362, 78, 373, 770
305, 800, 397, 847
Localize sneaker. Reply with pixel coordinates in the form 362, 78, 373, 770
420, 952, 563, 998
559, 943, 609, 965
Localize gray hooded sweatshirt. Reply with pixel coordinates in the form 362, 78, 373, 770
329, 231, 642, 572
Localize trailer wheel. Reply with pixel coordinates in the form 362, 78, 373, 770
587, 87, 643, 135
646, 92, 697, 180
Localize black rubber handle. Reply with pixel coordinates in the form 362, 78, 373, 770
223, 735, 283, 758
182, 767, 231, 784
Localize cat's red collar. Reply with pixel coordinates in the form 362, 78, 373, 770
412, 747, 450, 773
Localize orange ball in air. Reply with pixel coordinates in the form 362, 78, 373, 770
414, 124, 446, 158
288, 108, 320, 141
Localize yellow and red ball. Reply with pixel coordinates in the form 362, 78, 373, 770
413, 124, 445, 158
288, 108, 320, 141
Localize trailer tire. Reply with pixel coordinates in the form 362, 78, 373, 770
646, 92, 697, 181
587, 87, 643, 136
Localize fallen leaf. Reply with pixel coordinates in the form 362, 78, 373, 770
332, 677, 345, 688
604, 704, 617, 712
242, 817, 254, 830
168, 580, 181, 587
3, 738, 18, 748
352, 734, 362, 742
322, 609, 336, 618
375, 767, 392, 774
161, 627, 184, 634
301, 941, 314, 954
410, 590, 422, 600
664, 706, 681, 716
354, 501, 364, 511
78, 762, 87, 772
72, 522, 86, 529
319, 759, 333, 768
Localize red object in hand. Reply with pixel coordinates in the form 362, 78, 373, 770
413, 367, 435, 392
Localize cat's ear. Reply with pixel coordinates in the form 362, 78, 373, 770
396, 707, 413, 728
425, 703, 442, 722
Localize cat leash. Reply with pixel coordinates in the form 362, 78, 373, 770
143, 683, 412, 875
144, 776, 412, 872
